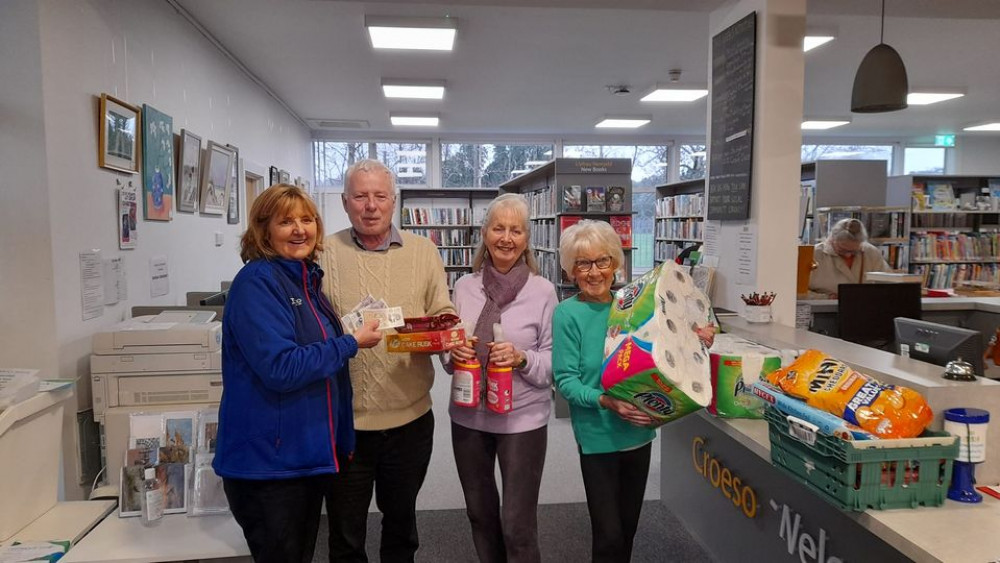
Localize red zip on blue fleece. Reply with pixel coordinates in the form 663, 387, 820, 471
300, 262, 339, 473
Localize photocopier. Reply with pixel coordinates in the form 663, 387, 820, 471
90, 311, 222, 487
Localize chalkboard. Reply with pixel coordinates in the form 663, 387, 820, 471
707, 12, 756, 221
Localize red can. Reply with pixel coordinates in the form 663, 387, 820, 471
451, 358, 482, 408
486, 364, 513, 414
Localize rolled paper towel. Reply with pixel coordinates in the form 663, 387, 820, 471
602, 262, 713, 426
707, 334, 783, 419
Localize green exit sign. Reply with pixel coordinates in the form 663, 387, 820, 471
935, 134, 956, 147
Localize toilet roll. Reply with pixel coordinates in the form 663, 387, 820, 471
707, 334, 783, 419
601, 262, 714, 426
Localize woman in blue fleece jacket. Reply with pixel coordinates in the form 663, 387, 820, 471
214, 184, 381, 563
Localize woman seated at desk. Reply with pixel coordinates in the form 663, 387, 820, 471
809, 218, 890, 299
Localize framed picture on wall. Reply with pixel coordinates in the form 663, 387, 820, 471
268, 166, 279, 187
199, 141, 235, 216
176, 129, 202, 213
98, 94, 140, 174
279, 169, 290, 184
226, 144, 241, 225
141, 104, 174, 221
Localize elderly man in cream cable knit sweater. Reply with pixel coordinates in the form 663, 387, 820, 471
319, 159, 455, 563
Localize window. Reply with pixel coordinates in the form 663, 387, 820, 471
631, 192, 655, 275
562, 144, 668, 188
800, 144, 894, 174
374, 142, 429, 186
679, 144, 706, 180
904, 147, 946, 174
313, 142, 368, 189
441, 143, 553, 188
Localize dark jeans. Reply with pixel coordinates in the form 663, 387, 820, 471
223, 474, 326, 563
326, 410, 434, 563
579, 443, 652, 563
451, 422, 547, 563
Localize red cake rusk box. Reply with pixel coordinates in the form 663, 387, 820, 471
386, 314, 466, 353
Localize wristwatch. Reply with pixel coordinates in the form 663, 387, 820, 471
516, 353, 527, 369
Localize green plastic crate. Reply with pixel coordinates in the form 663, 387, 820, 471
764, 406, 958, 511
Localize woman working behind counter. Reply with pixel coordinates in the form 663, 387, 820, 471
809, 217, 890, 299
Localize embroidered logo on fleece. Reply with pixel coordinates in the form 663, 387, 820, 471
290, 297, 303, 307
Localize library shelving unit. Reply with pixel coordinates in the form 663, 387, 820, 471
799, 160, 889, 244
887, 175, 1000, 290
398, 187, 499, 291
653, 179, 706, 266
498, 158, 633, 300
813, 206, 910, 271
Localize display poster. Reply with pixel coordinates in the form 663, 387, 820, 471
103, 257, 127, 305
735, 222, 757, 285
118, 179, 138, 250
702, 220, 722, 260
149, 255, 169, 298
80, 251, 104, 320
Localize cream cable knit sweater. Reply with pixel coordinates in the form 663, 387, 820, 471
320, 229, 455, 430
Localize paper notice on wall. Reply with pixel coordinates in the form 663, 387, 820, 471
150, 255, 169, 298
118, 179, 138, 250
701, 220, 721, 267
80, 251, 104, 320
735, 222, 757, 286
103, 256, 127, 305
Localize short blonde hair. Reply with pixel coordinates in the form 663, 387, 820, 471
472, 193, 539, 274
240, 184, 324, 263
558, 220, 624, 280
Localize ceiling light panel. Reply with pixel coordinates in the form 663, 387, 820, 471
964, 123, 1000, 132
801, 120, 850, 130
365, 16, 456, 51
596, 117, 651, 129
907, 92, 964, 106
381, 79, 446, 100
390, 114, 440, 127
640, 88, 709, 102
803, 36, 835, 52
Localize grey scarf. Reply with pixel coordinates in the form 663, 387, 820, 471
473, 257, 530, 365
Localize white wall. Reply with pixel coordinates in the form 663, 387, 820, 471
707, 0, 805, 325
955, 136, 1000, 175
0, 0, 312, 498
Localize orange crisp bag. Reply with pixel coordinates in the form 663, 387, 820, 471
766, 350, 932, 438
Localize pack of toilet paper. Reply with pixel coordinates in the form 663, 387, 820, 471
601, 262, 713, 426
707, 334, 783, 419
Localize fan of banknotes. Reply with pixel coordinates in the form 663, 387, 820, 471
339, 294, 405, 332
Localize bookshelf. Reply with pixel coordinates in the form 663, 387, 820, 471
799, 160, 889, 244
887, 175, 1000, 289
499, 158, 633, 300
814, 206, 910, 271
653, 179, 706, 266
398, 187, 499, 291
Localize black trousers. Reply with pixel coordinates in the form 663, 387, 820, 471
451, 422, 547, 563
223, 474, 326, 563
579, 443, 652, 563
325, 410, 434, 563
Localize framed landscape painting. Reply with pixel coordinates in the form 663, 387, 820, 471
177, 129, 202, 213
141, 104, 174, 221
98, 94, 140, 174
226, 144, 241, 225
200, 141, 235, 215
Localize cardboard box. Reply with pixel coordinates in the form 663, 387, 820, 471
386, 328, 466, 353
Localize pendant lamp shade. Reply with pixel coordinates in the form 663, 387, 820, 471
851, 43, 909, 113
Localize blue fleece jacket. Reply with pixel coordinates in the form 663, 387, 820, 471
213, 258, 358, 480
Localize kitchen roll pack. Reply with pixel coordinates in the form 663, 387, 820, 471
708, 334, 783, 419
601, 262, 713, 426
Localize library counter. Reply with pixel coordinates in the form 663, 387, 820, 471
660, 318, 1000, 562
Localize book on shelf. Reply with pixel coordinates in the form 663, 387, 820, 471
562, 185, 583, 212
609, 215, 632, 248
606, 186, 626, 212
585, 186, 606, 212
559, 215, 583, 231
927, 182, 957, 210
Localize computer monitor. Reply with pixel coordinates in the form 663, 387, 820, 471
837, 282, 922, 350
894, 317, 985, 377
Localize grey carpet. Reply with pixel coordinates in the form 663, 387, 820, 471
312, 501, 715, 562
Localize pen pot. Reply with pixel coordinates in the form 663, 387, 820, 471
744, 305, 772, 323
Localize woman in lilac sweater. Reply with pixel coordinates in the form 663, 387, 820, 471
445, 193, 558, 563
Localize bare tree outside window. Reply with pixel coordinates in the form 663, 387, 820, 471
375, 142, 429, 186
800, 144, 894, 174
442, 143, 553, 188
313, 142, 367, 189
680, 144, 707, 180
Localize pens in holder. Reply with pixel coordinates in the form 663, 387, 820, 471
741, 292, 776, 306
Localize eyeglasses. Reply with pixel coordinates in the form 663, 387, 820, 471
574, 256, 613, 272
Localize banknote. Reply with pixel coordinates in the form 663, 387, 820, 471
339, 311, 364, 333
361, 307, 405, 330
351, 294, 377, 313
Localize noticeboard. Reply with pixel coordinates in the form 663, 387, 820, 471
707, 12, 757, 221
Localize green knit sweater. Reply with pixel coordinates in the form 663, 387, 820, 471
319, 229, 455, 430
552, 295, 655, 455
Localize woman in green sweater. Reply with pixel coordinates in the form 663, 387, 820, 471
552, 220, 710, 563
